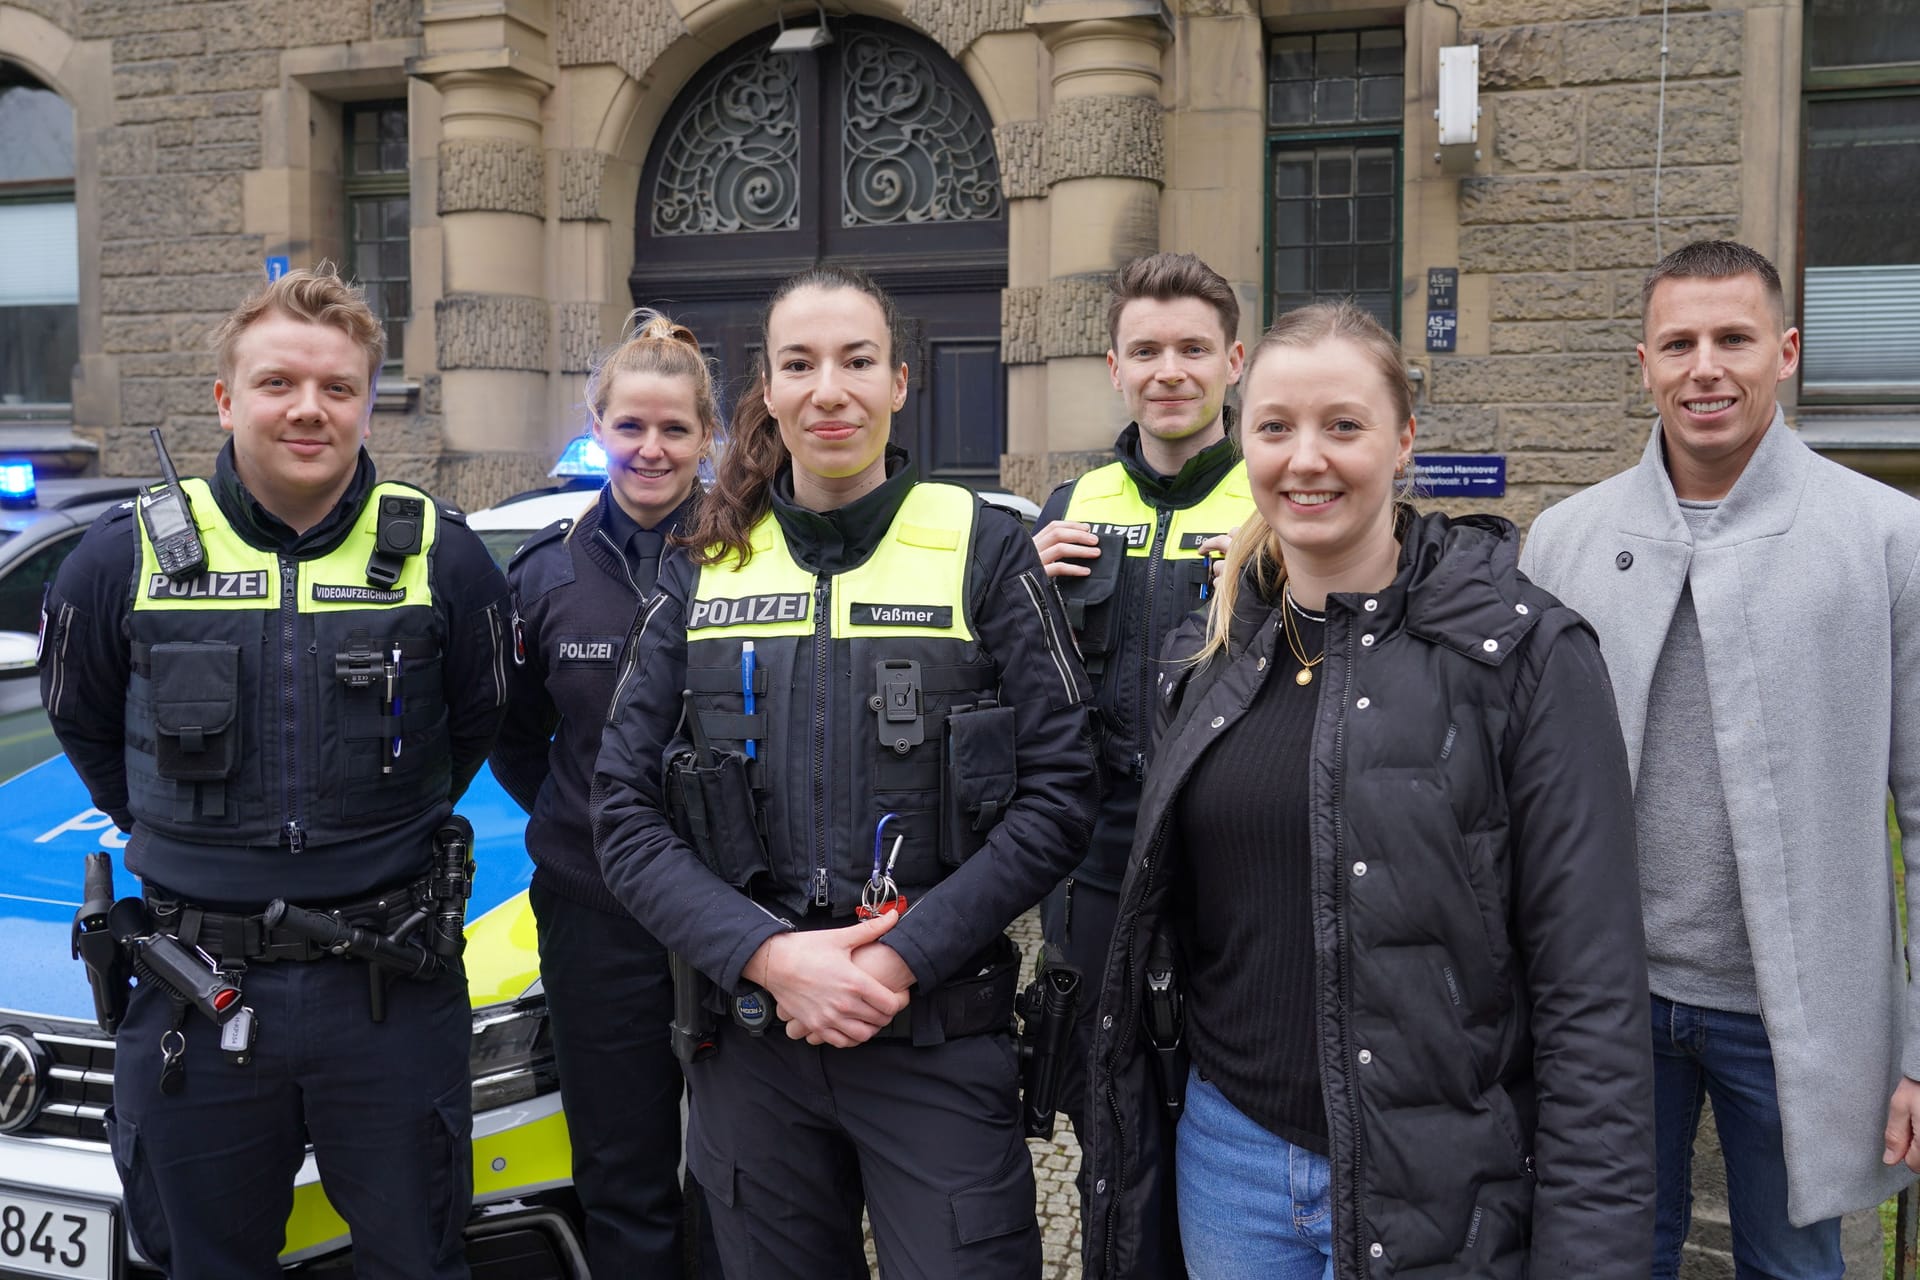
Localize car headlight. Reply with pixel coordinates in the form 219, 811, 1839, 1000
469, 995, 559, 1112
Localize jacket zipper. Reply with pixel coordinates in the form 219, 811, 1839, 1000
46, 602, 73, 715
605, 595, 669, 724
1134, 507, 1174, 780
484, 600, 507, 707
1101, 816, 1169, 1280
595, 528, 641, 596
1331, 618, 1366, 1275
279, 555, 303, 852
811, 573, 832, 907
1017, 571, 1079, 704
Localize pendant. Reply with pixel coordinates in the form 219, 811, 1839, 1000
1295, 667, 1314, 686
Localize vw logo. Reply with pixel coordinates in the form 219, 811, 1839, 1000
0, 1030, 49, 1134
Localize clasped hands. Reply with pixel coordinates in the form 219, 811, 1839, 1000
740, 912, 915, 1049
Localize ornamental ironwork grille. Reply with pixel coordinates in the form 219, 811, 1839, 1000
839, 30, 1001, 227
650, 47, 802, 236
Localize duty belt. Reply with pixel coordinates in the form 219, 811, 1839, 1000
142, 882, 411, 963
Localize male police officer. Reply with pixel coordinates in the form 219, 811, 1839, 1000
42, 268, 509, 1278
1031, 252, 1250, 1203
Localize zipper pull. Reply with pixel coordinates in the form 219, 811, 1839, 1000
1132, 750, 1146, 782
813, 866, 830, 907
283, 820, 305, 853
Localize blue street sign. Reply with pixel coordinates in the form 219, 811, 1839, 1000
1426, 308, 1458, 353
1412, 454, 1505, 498
265, 255, 290, 280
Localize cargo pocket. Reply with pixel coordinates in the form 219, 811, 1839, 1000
949, 1140, 1038, 1250
426, 1079, 473, 1265
683, 1087, 738, 1211
106, 1107, 172, 1272
1053, 532, 1127, 671
668, 751, 770, 889
941, 704, 1018, 867
148, 642, 240, 783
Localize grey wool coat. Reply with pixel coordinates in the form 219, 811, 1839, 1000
1520, 410, 1920, 1224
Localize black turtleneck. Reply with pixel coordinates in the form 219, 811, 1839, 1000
767, 446, 917, 575
210, 441, 377, 557
1109, 411, 1239, 508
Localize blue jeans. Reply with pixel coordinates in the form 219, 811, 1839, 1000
1651, 994, 1844, 1280
1176, 1069, 1334, 1280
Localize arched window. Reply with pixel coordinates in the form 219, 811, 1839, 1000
0, 61, 77, 415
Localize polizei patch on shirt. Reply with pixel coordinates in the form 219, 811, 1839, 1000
1086, 522, 1151, 549
554, 635, 621, 666
850, 603, 953, 628
312, 584, 407, 604
687, 593, 811, 630
146, 571, 270, 600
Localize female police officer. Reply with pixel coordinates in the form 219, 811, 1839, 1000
591, 264, 1098, 1278
490, 310, 717, 1275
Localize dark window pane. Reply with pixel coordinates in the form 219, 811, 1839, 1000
1315, 78, 1356, 124
1804, 95, 1920, 269
1356, 245, 1394, 291
1273, 248, 1310, 292
1355, 293, 1394, 331
384, 197, 409, 238
1271, 35, 1314, 80
1359, 76, 1403, 122
387, 319, 405, 365
1358, 28, 1404, 76
352, 110, 377, 143
1273, 154, 1313, 198
356, 242, 381, 281
1273, 200, 1310, 246
0, 84, 75, 183
382, 240, 409, 278
381, 107, 406, 142
353, 141, 378, 176
1315, 245, 1354, 292
1316, 151, 1352, 196
1807, 1, 1920, 69
1357, 150, 1395, 194
0, 304, 79, 404
380, 138, 407, 171
1269, 80, 1312, 126
1315, 31, 1357, 78
1315, 197, 1352, 242
1356, 195, 1394, 243
1274, 293, 1314, 319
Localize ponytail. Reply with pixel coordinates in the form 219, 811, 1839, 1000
681, 374, 788, 567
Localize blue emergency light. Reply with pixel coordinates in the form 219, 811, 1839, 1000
0, 460, 35, 509
550, 433, 608, 479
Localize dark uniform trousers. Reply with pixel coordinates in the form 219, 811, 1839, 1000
530, 878, 722, 1278
685, 1023, 1040, 1280
108, 955, 473, 1280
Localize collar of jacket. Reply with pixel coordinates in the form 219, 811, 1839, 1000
579, 484, 698, 587
210, 439, 376, 557
1616, 406, 1809, 547
768, 445, 918, 574
1111, 411, 1239, 508
1227, 506, 1537, 667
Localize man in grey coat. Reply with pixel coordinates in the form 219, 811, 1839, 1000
1522, 240, 1920, 1279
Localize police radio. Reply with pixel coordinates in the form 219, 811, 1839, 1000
140, 428, 206, 581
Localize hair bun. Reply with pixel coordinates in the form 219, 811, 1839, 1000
625, 307, 701, 351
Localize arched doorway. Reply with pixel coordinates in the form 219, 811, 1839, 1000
632, 18, 1007, 487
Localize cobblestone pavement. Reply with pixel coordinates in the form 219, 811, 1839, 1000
859, 906, 1087, 1277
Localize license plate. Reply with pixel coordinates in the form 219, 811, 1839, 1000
0, 1185, 118, 1280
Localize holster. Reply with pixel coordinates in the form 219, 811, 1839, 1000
1016, 947, 1083, 1139
1143, 926, 1188, 1117
669, 950, 717, 1064
71, 852, 141, 1035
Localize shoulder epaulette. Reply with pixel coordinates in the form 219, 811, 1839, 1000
437, 503, 468, 527
507, 518, 574, 571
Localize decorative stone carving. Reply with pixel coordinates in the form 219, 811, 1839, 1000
437, 139, 544, 217
554, 0, 686, 82
556, 302, 607, 373
1001, 286, 1044, 364
1044, 95, 1164, 186
1179, 0, 1252, 14
1041, 275, 1112, 358
902, 0, 1024, 59
993, 120, 1046, 199
840, 30, 1002, 227
435, 293, 549, 371
557, 148, 610, 221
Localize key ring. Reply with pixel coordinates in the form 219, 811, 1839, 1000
869, 812, 897, 891
161, 1027, 185, 1059
861, 876, 901, 916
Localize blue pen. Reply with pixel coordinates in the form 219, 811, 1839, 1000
389, 645, 403, 766
741, 641, 757, 759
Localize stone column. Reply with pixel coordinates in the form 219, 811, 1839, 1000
410, 0, 557, 510
1002, 0, 1172, 499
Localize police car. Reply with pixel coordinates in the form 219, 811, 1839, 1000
0, 460, 586, 1279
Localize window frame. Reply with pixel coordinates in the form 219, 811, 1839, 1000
0, 66, 79, 417
1263, 28, 1406, 336
341, 99, 410, 374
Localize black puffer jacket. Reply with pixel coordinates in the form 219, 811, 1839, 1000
1084, 510, 1655, 1280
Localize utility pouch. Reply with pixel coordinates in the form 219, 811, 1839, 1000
1053, 532, 1127, 673
148, 642, 241, 785
667, 749, 770, 889
941, 702, 1018, 867
1177, 555, 1213, 611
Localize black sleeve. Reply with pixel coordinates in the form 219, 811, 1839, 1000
431, 520, 511, 803
40, 509, 138, 830
487, 555, 558, 816
881, 510, 1102, 987
1035, 481, 1075, 531
1503, 613, 1656, 1275
590, 556, 788, 992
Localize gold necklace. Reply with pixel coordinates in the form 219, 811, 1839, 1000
1281, 587, 1325, 686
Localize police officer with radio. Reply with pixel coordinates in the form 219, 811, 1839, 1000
1029, 253, 1251, 1214
43, 268, 508, 1278
592, 264, 1099, 1278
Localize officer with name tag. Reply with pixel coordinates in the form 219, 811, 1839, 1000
42, 267, 508, 1278
591, 264, 1099, 1278
1028, 253, 1252, 1216
490, 310, 721, 1277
